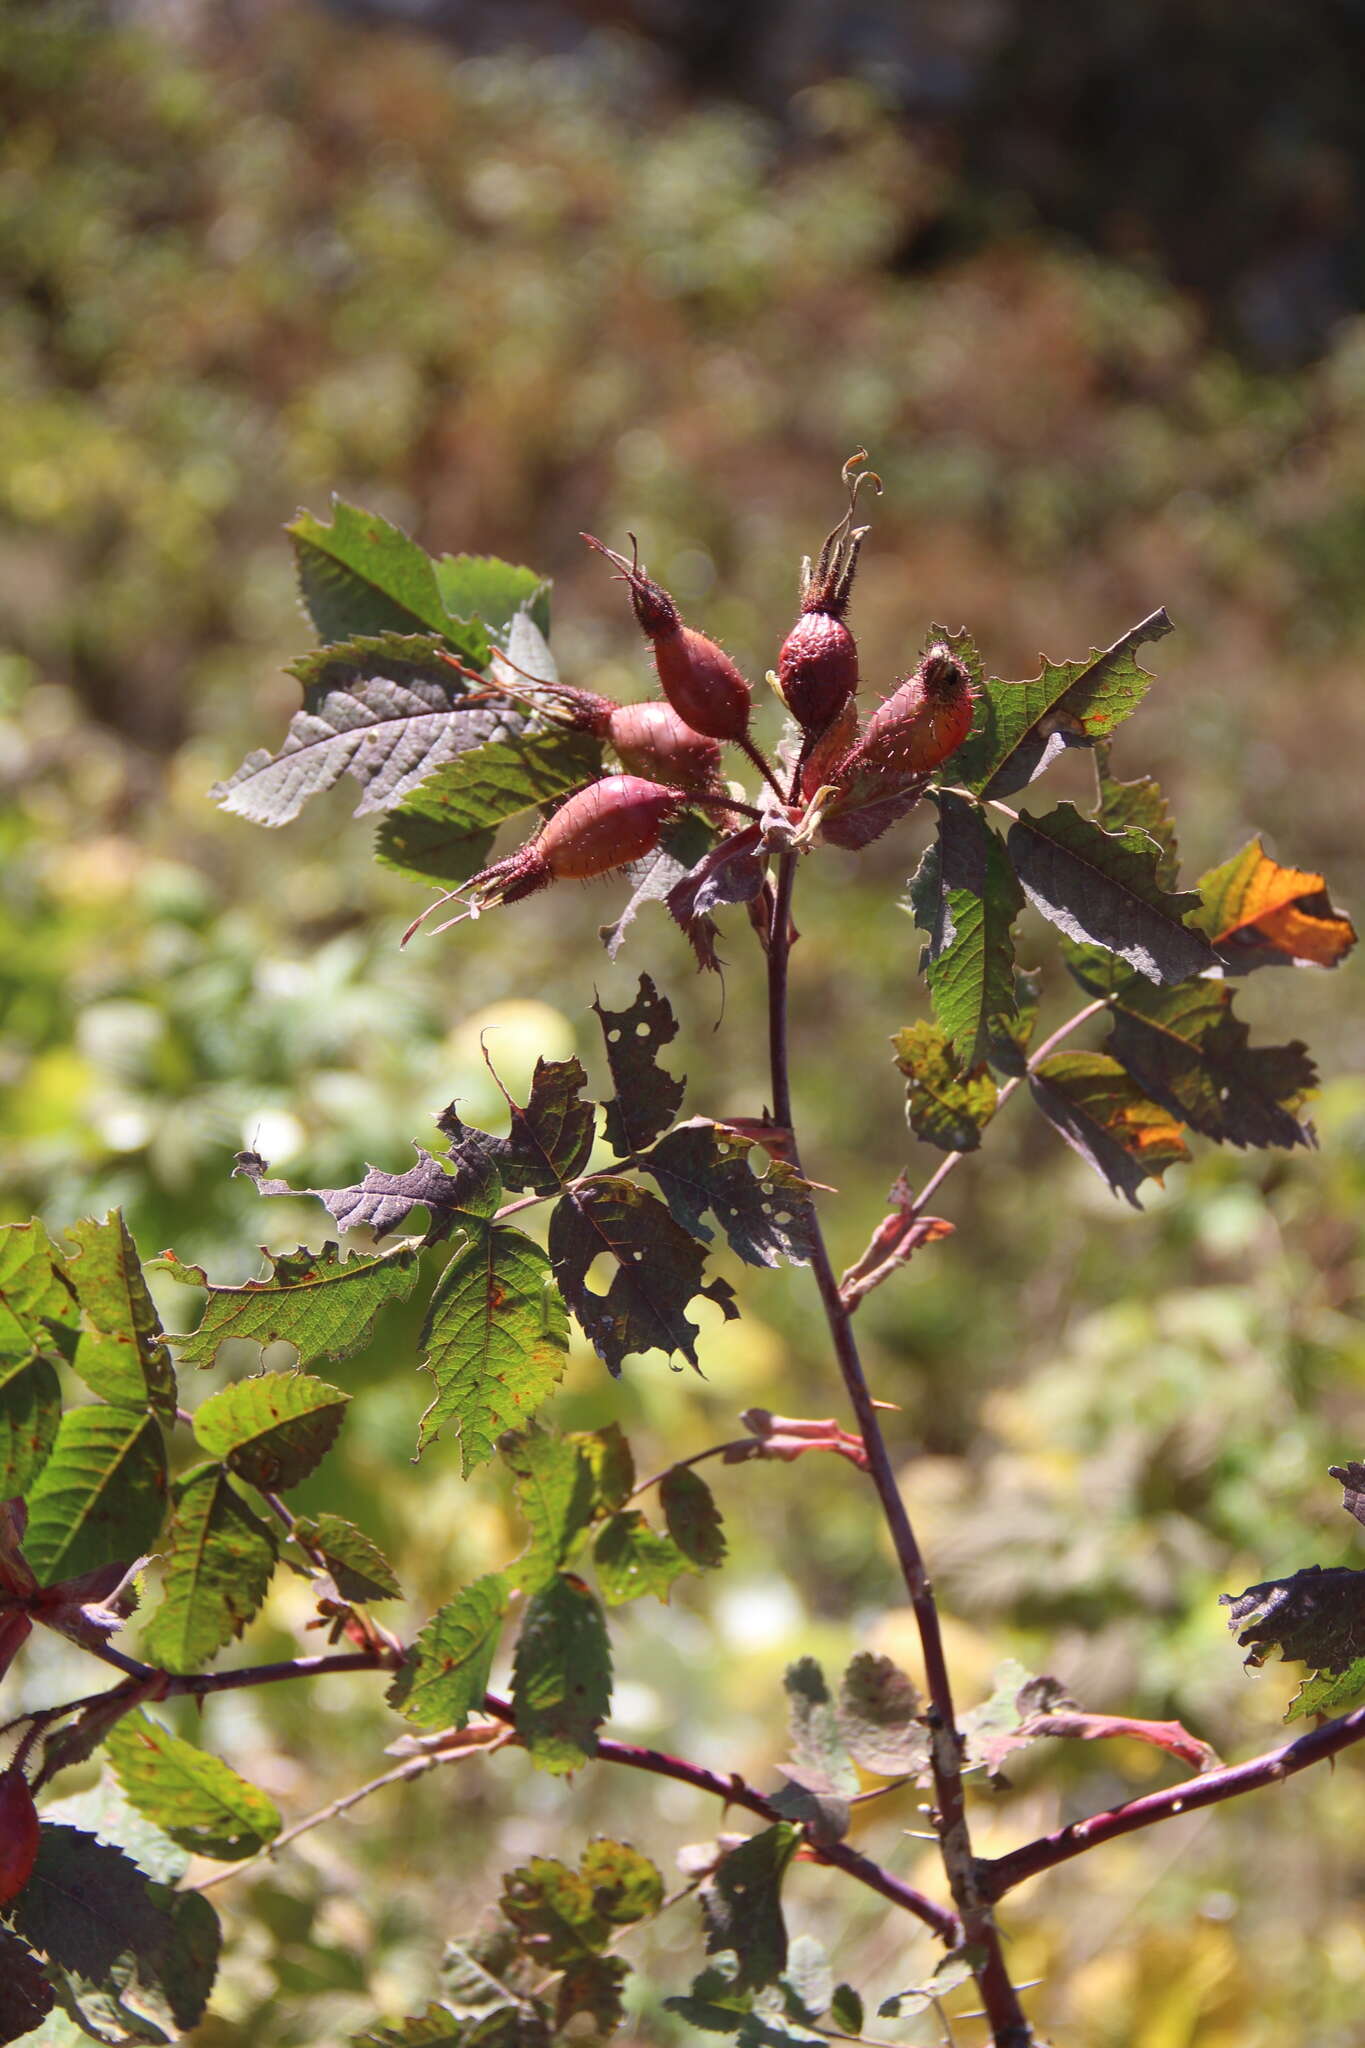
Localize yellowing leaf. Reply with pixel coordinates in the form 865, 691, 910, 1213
1195, 838, 1357, 970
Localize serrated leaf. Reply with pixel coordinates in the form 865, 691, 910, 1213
511, 1573, 612, 1774
578, 1839, 664, 1924
909, 794, 1023, 1067
0, 1925, 54, 2040
376, 729, 603, 887
1007, 803, 1215, 985
61, 1215, 176, 1420
140, 1463, 277, 1673
1093, 744, 1179, 887
8, 1825, 169, 1984
439, 1936, 522, 2020
192, 1371, 349, 1490
416, 1227, 567, 1471
548, 1178, 737, 1376
0, 1357, 61, 1498
892, 1022, 997, 1153
387, 1574, 509, 1730
148, 1889, 222, 2033
701, 1825, 799, 1992
446, 1060, 595, 1199
640, 1124, 817, 1269
783, 1659, 859, 1797
593, 1511, 690, 1606
352, 2006, 468, 2047
1029, 1052, 1189, 1207
161, 1242, 421, 1369
556, 1955, 630, 2034
21, 1407, 167, 1588
0, 1221, 78, 1370
960, 1660, 1075, 1775
986, 965, 1041, 1077
500, 1855, 601, 1962
1104, 976, 1317, 1149
289, 500, 474, 646
291, 1513, 400, 1602
504, 1435, 596, 1593
1287, 1659, 1365, 1721
593, 974, 687, 1156
661, 1466, 726, 1569
953, 609, 1172, 798
232, 1131, 499, 1241
600, 813, 717, 960
1222, 1566, 1365, 1681
106, 1711, 281, 1863
1193, 837, 1357, 971
879, 1946, 985, 2020
434, 554, 551, 642
571, 1425, 635, 1517
837, 1653, 929, 1778
41, 1771, 189, 1887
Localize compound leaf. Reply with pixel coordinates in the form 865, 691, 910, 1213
192, 1371, 350, 1490
21, 1406, 167, 1587
106, 1710, 281, 1862
1006, 803, 1215, 985
377, 728, 603, 887
511, 1572, 612, 1774
141, 1462, 277, 1673
417, 1227, 568, 1470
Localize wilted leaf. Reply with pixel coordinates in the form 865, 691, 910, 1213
667, 827, 767, 971
960, 1660, 1078, 1775
161, 1242, 421, 1369
1222, 1566, 1365, 1679
594, 974, 687, 1156
783, 1659, 859, 1797
1104, 975, 1317, 1149
661, 1466, 727, 1569
892, 1022, 997, 1152
593, 1511, 691, 1605
106, 1711, 281, 1862
700, 1825, 799, 1992
952, 609, 1172, 798
141, 1462, 277, 1672
908, 793, 1023, 1067
1193, 838, 1357, 971
291, 1513, 401, 1603
21, 1406, 167, 1588
377, 729, 602, 887
1029, 1052, 1189, 1206
837, 1653, 929, 1778
388, 1574, 509, 1730
62, 1214, 177, 1419
1007, 803, 1215, 985
234, 1133, 500, 1240
548, 1178, 737, 1376
640, 1122, 817, 1268
1333, 1462, 1365, 1531
511, 1573, 612, 1774
781, 1935, 834, 2025
8, 1824, 170, 1984
878, 1946, 985, 2020
417, 1227, 567, 1471
192, 1371, 349, 1490
556, 1955, 629, 2033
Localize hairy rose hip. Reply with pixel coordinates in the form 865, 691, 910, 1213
841, 644, 975, 779
581, 534, 753, 745
776, 451, 882, 739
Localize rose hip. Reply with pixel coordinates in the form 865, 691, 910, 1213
838, 644, 974, 781
776, 451, 881, 739
605, 700, 722, 793
582, 535, 752, 743
0, 1768, 39, 1906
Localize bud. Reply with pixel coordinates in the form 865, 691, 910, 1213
582, 535, 752, 742
606, 700, 723, 793
0, 1768, 39, 1905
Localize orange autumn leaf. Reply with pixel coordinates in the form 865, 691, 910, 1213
1196, 839, 1357, 970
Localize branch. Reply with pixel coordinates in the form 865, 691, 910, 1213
981, 1700, 1365, 1900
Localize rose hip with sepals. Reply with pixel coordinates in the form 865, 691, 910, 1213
439, 661, 723, 796
836, 643, 975, 782
776, 450, 882, 739
581, 533, 753, 745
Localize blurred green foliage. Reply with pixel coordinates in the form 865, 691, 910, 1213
3, 5, 1365, 2043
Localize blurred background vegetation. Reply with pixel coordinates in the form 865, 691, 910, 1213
3, 3, 1365, 2042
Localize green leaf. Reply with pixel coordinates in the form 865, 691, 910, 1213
1288, 1659, 1365, 1721
1029, 1052, 1189, 1207
289, 499, 469, 645
0, 1926, 54, 2038
985, 966, 1041, 1078
1104, 975, 1317, 1149
1006, 803, 1215, 985
555, 1955, 629, 2034
8, 1824, 170, 1985
0, 1356, 61, 1497
1093, 744, 1180, 888
837, 1653, 929, 1778
548, 1178, 738, 1376
640, 1124, 817, 1269
376, 729, 603, 887
828, 1985, 864, 2035
577, 1839, 664, 1924
909, 793, 1023, 1067
1192, 837, 1357, 972
660, 1466, 726, 1569
892, 1022, 998, 1153
593, 1511, 691, 1605
571, 1425, 635, 1517
62, 1214, 177, 1419
500, 1855, 602, 1963
953, 609, 1172, 798
353, 2006, 468, 2047
21, 1406, 167, 1587
148, 1889, 223, 2034
700, 1825, 799, 1992
192, 1371, 350, 1490
387, 1573, 509, 1730
783, 1659, 859, 1797
433, 553, 551, 642
140, 1462, 277, 1673
511, 1573, 612, 1774
593, 974, 687, 1156
450, 1059, 596, 1199
0, 1220, 78, 1369
106, 1710, 282, 1862
291, 1514, 401, 1603
504, 1434, 596, 1593
161, 1243, 420, 1370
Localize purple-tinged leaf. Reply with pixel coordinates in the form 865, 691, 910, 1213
908, 794, 1023, 1069
1332, 1461, 1365, 1532
1223, 1566, 1365, 1682
837, 1653, 929, 1779
640, 1121, 817, 1269
233, 1136, 498, 1242
667, 827, 766, 972
548, 1179, 737, 1376
141, 1462, 277, 1673
192, 1371, 350, 1490
1029, 1051, 1189, 1207
1006, 803, 1215, 985
106, 1710, 281, 1862
0, 1926, 53, 2041
376, 728, 602, 888
700, 1825, 799, 1992
159, 1241, 420, 1370
388, 1573, 509, 1730
443, 1059, 595, 1198
511, 1572, 612, 1774
593, 973, 686, 1156
8, 1824, 170, 1983
953, 609, 1172, 799
417, 1226, 568, 1471
21, 1406, 167, 1588
892, 1022, 997, 1153
1104, 976, 1317, 1149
